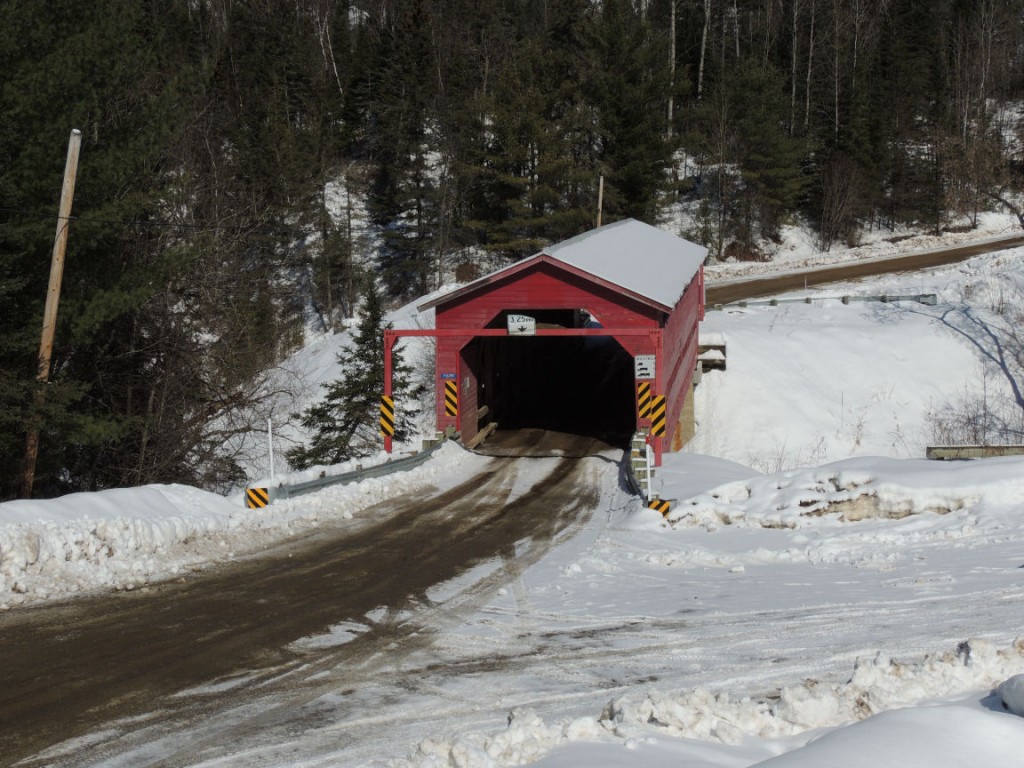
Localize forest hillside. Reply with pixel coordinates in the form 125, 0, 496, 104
3, 0, 1024, 499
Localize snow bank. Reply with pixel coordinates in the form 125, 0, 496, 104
400, 708, 604, 768
391, 639, 1024, 767
668, 456, 1024, 532
0, 442, 483, 609
753, 704, 1024, 768
600, 638, 1024, 744
999, 674, 1024, 717
703, 211, 1020, 280
0, 484, 235, 604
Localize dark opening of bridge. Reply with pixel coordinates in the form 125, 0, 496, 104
464, 331, 636, 447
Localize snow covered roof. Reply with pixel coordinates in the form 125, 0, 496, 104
419, 218, 706, 312
543, 218, 706, 309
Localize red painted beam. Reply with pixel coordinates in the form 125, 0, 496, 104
387, 328, 663, 338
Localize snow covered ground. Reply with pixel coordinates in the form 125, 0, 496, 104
690, 245, 1024, 471
3, 218, 1024, 766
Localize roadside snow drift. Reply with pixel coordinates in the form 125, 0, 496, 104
0, 443, 487, 608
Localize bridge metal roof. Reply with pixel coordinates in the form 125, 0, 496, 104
419, 218, 707, 313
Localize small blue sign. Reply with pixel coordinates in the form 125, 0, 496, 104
440, 372, 457, 380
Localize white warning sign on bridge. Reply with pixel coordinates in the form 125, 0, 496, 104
634, 354, 656, 379
507, 314, 536, 336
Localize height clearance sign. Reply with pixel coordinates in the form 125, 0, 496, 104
507, 314, 536, 336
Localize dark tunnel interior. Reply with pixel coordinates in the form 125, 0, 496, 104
466, 331, 636, 448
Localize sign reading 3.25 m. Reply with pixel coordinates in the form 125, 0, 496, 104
507, 314, 536, 336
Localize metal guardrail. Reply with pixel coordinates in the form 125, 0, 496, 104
250, 432, 676, 514
712, 293, 937, 310
926, 445, 1024, 460
621, 432, 676, 516
621, 450, 645, 499
247, 438, 451, 506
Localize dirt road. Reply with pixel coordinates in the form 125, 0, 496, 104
0, 436, 617, 767
705, 233, 1024, 306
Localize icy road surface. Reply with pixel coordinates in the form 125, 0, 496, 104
3, 437, 616, 767
4, 440, 1024, 767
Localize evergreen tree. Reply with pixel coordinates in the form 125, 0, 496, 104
361, 0, 439, 299
0, 0, 346, 496
463, 5, 599, 261
693, 59, 808, 253
586, 0, 677, 223
0, 0, 214, 496
734, 61, 808, 245
286, 281, 421, 469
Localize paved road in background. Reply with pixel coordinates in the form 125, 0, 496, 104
705, 233, 1024, 306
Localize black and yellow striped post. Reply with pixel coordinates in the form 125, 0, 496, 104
245, 487, 270, 509
648, 497, 671, 516
444, 380, 458, 418
380, 394, 396, 437
637, 381, 652, 419
650, 394, 667, 437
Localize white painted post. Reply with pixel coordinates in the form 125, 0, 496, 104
645, 441, 653, 498
267, 418, 276, 484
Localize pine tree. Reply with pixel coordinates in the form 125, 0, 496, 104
360, 0, 439, 299
586, 0, 677, 223
286, 281, 420, 469
463, 7, 599, 261
0, 0, 215, 496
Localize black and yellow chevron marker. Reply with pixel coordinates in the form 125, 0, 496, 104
650, 394, 667, 436
380, 394, 396, 437
444, 380, 458, 418
648, 497, 671, 516
637, 381, 652, 419
245, 487, 270, 509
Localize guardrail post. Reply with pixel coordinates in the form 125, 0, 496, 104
645, 440, 653, 493
630, 433, 649, 497
267, 418, 276, 485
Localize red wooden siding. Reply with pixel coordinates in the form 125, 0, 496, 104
437, 261, 662, 331
429, 249, 705, 464
660, 272, 703, 451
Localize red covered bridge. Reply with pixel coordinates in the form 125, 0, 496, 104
385, 218, 707, 465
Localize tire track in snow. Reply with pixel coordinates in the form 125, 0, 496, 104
23, 452, 612, 768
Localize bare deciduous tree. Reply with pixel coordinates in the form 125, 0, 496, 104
818, 154, 865, 250
698, 0, 712, 98
920, 278, 1024, 447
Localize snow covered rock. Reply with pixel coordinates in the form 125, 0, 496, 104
998, 675, 1024, 717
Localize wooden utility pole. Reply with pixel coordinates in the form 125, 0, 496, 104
22, 128, 82, 499
596, 175, 605, 228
